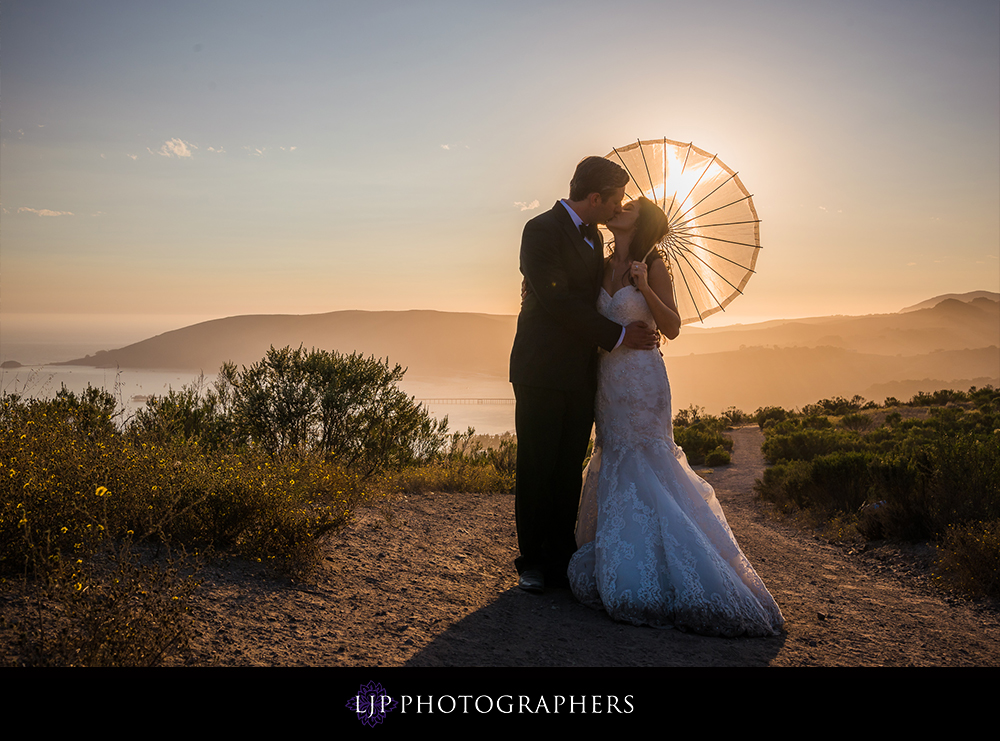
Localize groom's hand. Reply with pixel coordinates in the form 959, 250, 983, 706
622, 321, 659, 350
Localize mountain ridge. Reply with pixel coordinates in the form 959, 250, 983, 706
54, 292, 999, 413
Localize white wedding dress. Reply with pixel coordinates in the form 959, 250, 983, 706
568, 287, 784, 637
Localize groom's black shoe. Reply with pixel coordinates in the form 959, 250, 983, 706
518, 569, 545, 594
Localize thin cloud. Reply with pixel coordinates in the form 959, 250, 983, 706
149, 138, 196, 158
514, 200, 540, 211
18, 206, 74, 216
127, 153, 138, 160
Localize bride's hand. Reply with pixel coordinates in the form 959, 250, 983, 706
630, 261, 649, 291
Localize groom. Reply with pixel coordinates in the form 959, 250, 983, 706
509, 156, 658, 593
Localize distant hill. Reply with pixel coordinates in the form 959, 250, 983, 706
59, 294, 999, 413
59, 310, 517, 379
662, 295, 999, 357
899, 290, 999, 313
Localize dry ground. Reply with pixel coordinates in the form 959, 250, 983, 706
165, 427, 1000, 667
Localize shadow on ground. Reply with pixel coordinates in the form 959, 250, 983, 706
405, 586, 785, 667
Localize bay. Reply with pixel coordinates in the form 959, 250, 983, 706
0, 363, 515, 435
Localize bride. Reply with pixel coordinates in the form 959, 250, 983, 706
567, 196, 785, 637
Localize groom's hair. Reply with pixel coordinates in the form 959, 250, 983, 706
569, 156, 629, 202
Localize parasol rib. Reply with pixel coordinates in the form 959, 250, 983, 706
666, 143, 695, 222
671, 169, 740, 225
674, 154, 718, 221
693, 234, 762, 250
686, 219, 760, 229
637, 139, 656, 199
612, 148, 643, 201
671, 241, 747, 296
668, 246, 705, 322
671, 246, 726, 312
661, 137, 668, 211
672, 193, 754, 230
668, 230, 757, 273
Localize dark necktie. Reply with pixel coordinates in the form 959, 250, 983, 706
579, 223, 598, 246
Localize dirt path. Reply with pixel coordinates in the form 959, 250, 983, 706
171, 428, 1000, 667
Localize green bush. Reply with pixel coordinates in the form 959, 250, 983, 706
720, 406, 751, 427
217, 346, 449, 476
393, 428, 516, 494
808, 451, 874, 513
675, 423, 732, 465
673, 404, 706, 427
934, 519, 1000, 599
802, 395, 870, 416
130, 378, 234, 450
802, 415, 833, 429
754, 460, 817, 512
704, 446, 732, 467
840, 413, 873, 432
757, 387, 1000, 543
754, 406, 788, 429
4, 544, 198, 667
0, 394, 366, 576
761, 428, 858, 464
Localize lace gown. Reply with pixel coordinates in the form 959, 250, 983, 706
568, 287, 785, 637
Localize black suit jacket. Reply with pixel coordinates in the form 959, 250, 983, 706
509, 201, 623, 391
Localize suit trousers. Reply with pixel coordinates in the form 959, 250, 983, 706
513, 382, 594, 585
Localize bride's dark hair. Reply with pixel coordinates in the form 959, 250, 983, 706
626, 197, 670, 267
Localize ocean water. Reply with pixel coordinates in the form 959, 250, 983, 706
0, 359, 515, 435
0, 316, 515, 434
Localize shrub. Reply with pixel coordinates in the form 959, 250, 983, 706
934, 519, 1000, 599
808, 451, 874, 513
755, 452, 873, 516
755, 386, 1000, 598
675, 423, 732, 465
840, 413, 873, 432
0, 393, 368, 575
673, 404, 706, 427
754, 406, 788, 429
720, 406, 752, 428
802, 395, 869, 416
704, 446, 732, 467
761, 428, 858, 464
806, 415, 833, 429
217, 346, 449, 476
394, 428, 515, 494
754, 460, 817, 512
129, 377, 234, 450
5, 544, 198, 667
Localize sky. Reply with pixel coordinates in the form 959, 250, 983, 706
2, 0, 998, 348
